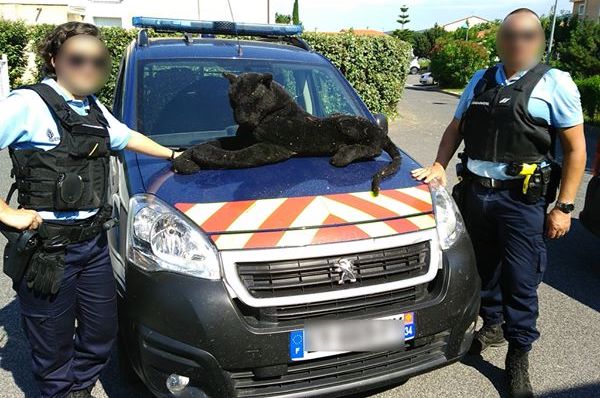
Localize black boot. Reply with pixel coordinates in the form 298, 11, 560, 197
69, 386, 96, 398
505, 345, 534, 398
468, 323, 507, 355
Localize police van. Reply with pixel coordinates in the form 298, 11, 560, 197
108, 17, 480, 398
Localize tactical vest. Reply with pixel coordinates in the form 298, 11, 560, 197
8, 83, 111, 212
460, 63, 555, 164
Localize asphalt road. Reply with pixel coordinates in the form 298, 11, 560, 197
0, 75, 598, 398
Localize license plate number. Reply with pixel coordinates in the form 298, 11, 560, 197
289, 312, 415, 361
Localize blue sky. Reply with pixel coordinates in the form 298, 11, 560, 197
269, 0, 574, 32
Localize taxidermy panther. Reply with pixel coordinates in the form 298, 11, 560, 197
172, 72, 402, 194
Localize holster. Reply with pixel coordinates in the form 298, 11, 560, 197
451, 152, 471, 212
545, 161, 562, 205
1, 226, 41, 291
2, 204, 115, 294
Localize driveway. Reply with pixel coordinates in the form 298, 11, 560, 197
368, 75, 600, 398
0, 75, 598, 398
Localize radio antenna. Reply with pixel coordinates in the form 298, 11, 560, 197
226, 0, 242, 56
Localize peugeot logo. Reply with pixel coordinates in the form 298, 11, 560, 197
333, 258, 357, 284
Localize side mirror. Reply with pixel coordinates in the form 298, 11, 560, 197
374, 113, 388, 134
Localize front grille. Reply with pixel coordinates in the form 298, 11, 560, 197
237, 284, 429, 325
229, 330, 450, 398
237, 241, 431, 298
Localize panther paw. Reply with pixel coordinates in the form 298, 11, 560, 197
172, 149, 201, 174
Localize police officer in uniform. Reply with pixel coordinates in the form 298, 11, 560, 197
412, 8, 587, 398
0, 23, 182, 398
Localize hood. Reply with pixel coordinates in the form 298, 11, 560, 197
130, 152, 435, 250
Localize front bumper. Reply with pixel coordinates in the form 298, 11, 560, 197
119, 233, 479, 398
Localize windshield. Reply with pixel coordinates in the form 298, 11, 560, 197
137, 58, 367, 147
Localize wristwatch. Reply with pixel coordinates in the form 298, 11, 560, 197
555, 201, 575, 214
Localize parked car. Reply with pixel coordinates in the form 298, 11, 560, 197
581, 138, 600, 237
420, 72, 436, 85
109, 17, 480, 398
408, 57, 420, 74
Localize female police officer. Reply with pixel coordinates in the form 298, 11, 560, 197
0, 22, 182, 398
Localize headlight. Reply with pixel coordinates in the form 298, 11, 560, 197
429, 179, 465, 250
126, 194, 220, 279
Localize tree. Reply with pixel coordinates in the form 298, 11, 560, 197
397, 5, 410, 29
410, 24, 449, 58
541, 13, 579, 64
292, 0, 300, 25
452, 21, 500, 64
392, 29, 414, 43
556, 20, 600, 78
275, 13, 292, 24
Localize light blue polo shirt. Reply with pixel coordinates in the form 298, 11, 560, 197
454, 63, 584, 179
0, 78, 133, 220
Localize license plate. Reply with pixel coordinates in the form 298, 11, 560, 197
289, 312, 415, 361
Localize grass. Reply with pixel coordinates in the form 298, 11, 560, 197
439, 87, 464, 96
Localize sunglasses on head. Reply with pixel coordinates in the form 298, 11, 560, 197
63, 53, 109, 70
500, 30, 541, 42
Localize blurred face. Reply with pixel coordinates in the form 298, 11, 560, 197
52, 35, 110, 97
497, 12, 545, 70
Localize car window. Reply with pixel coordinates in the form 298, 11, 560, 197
137, 58, 366, 147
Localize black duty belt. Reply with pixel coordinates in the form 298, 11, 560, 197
469, 174, 524, 190
37, 205, 116, 245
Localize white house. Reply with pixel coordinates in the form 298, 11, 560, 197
442, 15, 490, 32
0, 0, 278, 27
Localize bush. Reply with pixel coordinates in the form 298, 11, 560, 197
29, 24, 142, 105
0, 19, 30, 87
95, 27, 138, 105
430, 39, 488, 88
576, 75, 600, 121
418, 58, 430, 70
29, 23, 57, 83
302, 32, 412, 117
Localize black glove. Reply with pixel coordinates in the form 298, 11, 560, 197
25, 246, 66, 295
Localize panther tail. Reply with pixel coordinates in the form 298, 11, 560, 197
371, 137, 402, 195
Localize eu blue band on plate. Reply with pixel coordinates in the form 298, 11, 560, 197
289, 330, 304, 360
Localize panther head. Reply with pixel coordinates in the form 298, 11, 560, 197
223, 72, 291, 129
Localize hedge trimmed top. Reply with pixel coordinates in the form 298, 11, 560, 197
0, 20, 412, 117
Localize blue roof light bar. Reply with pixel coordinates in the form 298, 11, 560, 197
132, 17, 303, 37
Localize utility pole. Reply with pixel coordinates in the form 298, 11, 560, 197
465, 18, 470, 41
267, 0, 270, 24
546, 0, 559, 63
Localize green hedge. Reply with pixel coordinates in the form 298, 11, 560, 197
0, 19, 30, 87
4, 23, 410, 117
302, 32, 412, 117
430, 39, 488, 88
576, 75, 600, 121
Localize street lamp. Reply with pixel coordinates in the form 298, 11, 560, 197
546, 0, 559, 63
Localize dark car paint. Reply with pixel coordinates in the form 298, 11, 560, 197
119, 232, 479, 398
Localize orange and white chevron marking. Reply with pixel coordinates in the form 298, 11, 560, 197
175, 184, 436, 250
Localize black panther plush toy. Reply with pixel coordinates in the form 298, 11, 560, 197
172, 72, 401, 194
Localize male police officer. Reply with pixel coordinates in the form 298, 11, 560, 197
412, 8, 586, 398
0, 23, 181, 398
